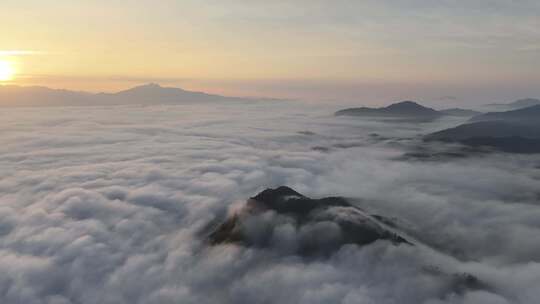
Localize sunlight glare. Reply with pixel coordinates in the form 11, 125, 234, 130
0, 60, 15, 81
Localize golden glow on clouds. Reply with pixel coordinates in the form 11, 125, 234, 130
0, 60, 15, 82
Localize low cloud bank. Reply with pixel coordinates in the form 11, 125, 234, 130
0, 103, 538, 303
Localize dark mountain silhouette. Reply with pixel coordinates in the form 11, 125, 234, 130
0, 83, 270, 107
208, 186, 487, 294
439, 108, 481, 117
510, 98, 540, 108
335, 101, 482, 120
485, 98, 540, 110
426, 120, 540, 154
427, 121, 540, 141
209, 186, 409, 257
0, 85, 96, 107
425, 104, 540, 153
470, 104, 540, 123
336, 101, 443, 119
104, 83, 239, 104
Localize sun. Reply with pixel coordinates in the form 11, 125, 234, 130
0, 60, 16, 81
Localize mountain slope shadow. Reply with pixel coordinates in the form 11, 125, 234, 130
425, 105, 540, 154
207, 186, 491, 297
209, 186, 410, 257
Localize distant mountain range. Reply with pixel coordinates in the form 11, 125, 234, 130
426, 104, 540, 153
335, 101, 480, 120
509, 98, 540, 108
336, 101, 442, 118
0, 83, 276, 107
470, 104, 540, 123
439, 108, 482, 117
485, 98, 540, 110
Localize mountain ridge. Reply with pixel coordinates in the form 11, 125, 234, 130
470, 104, 540, 123
335, 101, 480, 120
0, 83, 276, 107
484, 98, 540, 110
335, 101, 443, 118
426, 105, 540, 153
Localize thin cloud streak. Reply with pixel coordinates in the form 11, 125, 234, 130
0, 50, 44, 56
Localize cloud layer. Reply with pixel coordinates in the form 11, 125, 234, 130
0, 102, 539, 303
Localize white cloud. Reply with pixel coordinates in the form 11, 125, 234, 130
0, 102, 539, 303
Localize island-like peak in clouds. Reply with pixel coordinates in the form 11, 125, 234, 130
208, 186, 486, 294
385, 100, 433, 112
335, 100, 443, 120
209, 186, 410, 257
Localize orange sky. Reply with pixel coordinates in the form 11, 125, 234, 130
2, 1, 540, 103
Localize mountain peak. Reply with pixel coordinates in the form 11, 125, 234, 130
126, 83, 165, 91
384, 100, 439, 115
141, 83, 161, 88
115, 83, 189, 96
386, 101, 425, 109
335, 100, 441, 120
209, 186, 409, 255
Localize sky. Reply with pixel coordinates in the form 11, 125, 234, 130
1, 0, 540, 103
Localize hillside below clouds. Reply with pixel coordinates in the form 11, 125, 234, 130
486, 98, 540, 110
470, 104, 540, 124
426, 105, 540, 153
0, 83, 273, 107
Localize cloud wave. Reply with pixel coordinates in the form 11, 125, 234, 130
0, 102, 539, 303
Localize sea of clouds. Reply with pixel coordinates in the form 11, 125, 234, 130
0, 101, 539, 304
